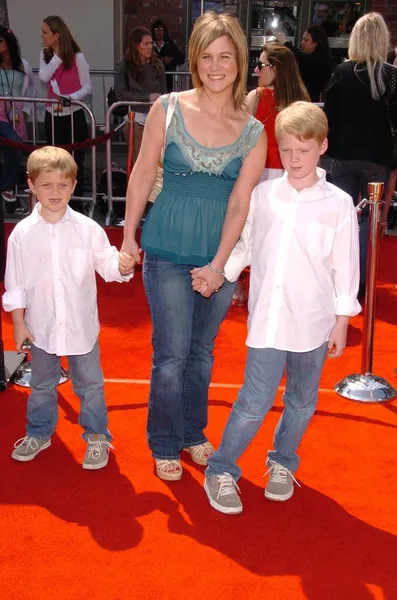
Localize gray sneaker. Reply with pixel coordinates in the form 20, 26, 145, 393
12, 436, 51, 462
264, 461, 300, 502
204, 473, 242, 515
83, 435, 114, 470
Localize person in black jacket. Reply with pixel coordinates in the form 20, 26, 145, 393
151, 20, 185, 92
277, 25, 332, 102
323, 12, 397, 297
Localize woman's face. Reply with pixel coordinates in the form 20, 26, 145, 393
135, 35, 153, 62
153, 25, 165, 42
41, 22, 59, 49
254, 51, 276, 87
197, 35, 238, 95
0, 36, 8, 55
301, 32, 317, 54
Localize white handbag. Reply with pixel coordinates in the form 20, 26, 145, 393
148, 92, 178, 203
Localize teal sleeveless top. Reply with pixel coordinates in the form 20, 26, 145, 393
141, 94, 264, 266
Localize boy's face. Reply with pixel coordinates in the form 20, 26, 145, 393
28, 170, 76, 221
278, 133, 327, 187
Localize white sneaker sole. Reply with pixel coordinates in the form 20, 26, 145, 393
265, 487, 294, 502
12, 439, 51, 462
83, 453, 109, 470
204, 480, 243, 515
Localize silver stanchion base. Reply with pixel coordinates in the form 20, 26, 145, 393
335, 373, 397, 403
12, 361, 71, 388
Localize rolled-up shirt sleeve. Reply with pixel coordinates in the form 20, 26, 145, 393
332, 195, 361, 316
92, 225, 133, 283
2, 234, 27, 312
224, 190, 256, 283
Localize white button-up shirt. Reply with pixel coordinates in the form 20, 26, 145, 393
2, 205, 132, 356
225, 169, 361, 352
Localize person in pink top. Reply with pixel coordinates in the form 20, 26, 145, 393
39, 16, 91, 210
0, 26, 36, 214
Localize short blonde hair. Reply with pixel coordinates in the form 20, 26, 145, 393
348, 12, 390, 100
275, 101, 328, 144
27, 146, 77, 183
188, 11, 248, 110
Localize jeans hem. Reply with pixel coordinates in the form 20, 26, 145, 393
152, 453, 181, 460
25, 432, 52, 441
183, 437, 208, 448
267, 455, 298, 473
205, 469, 238, 479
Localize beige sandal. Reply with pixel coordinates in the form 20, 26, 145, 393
155, 459, 182, 481
183, 441, 214, 466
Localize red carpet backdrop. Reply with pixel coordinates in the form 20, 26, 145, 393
0, 226, 396, 600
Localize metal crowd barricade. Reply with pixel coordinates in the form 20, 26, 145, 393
0, 96, 97, 218
104, 100, 151, 225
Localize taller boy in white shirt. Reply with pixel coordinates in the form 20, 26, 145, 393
3, 146, 134, 470
192, 102, 361, 514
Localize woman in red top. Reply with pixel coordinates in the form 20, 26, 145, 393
248, 42, 309, 180
233, 43, 309, 306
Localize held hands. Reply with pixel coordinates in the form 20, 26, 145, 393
14, 323, 34, 353
190, 265, 225, 298
119, 238, 141, 275
118, 251, 138, 275
276, 32, 287, 45
328, 318, 349, 358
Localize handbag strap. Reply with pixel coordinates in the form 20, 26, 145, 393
161, 92, 178, 161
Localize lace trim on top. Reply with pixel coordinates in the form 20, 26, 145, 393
161, 94, 264, 176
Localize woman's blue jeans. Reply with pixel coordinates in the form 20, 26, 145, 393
143, 253, 236, 460
330, 158, 390, 283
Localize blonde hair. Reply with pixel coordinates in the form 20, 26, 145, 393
275, 101, 328, 144
27, 146, 77, 183
188, 11, 248, 110
348, 12, 390, 100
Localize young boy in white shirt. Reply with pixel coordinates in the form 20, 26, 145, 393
193, 102, 361, 514
3, 146, 134, 470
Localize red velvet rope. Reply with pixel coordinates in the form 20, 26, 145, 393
0, 127, 120, 153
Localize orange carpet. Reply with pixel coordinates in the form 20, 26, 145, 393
1, 226, 397, 600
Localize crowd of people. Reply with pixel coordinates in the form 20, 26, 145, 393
1, 10, 396, 514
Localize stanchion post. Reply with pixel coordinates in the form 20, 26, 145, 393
127, 110, 135, 178
335, 182, 396, 402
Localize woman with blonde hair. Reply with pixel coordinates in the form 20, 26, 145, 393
39, 15, 91, 206
324, 12, 397, 298
120, 11, 266, 481
233, 42, 309, 306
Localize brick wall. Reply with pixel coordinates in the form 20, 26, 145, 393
124, 0, 184, 52
371, 0, 397, 42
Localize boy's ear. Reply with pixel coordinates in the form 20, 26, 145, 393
27, 178, 36, 194
319, 138, 328, 156
72, 180, 77, 194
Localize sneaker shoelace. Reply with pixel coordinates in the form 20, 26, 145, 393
216, 474, 241, 499
87, 439, 114, 460
13, 436, 39, 453
264, 461, 301, 487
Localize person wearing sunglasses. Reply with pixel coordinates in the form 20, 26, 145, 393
151, 20, 185, 92
0, 26, 36, 215
232, 43, 309, 306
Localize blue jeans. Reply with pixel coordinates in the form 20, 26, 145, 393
143, 253, 236, 460
26, 341, 111, 441
0, 120, 22, 192
330, 159, 390, 283
206, 343, 328, 480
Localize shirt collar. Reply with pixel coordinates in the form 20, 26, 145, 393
30, 203, 80, 225
280, 167, 327, 200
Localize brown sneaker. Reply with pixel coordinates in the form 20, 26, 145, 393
264, 461, 300, 502
12, 436, 51, 462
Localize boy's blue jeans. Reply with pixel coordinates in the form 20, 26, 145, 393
26, 341, 111, 441
206, 343, 328, 481
143, 253, 236, 460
